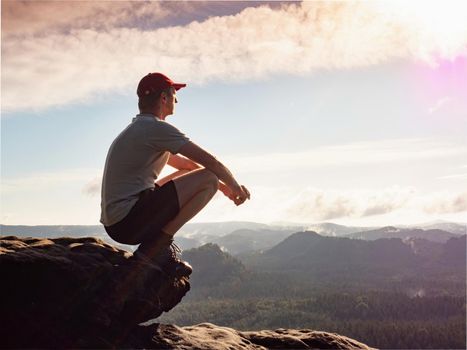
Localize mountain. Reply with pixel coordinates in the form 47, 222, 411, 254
177, 221, 273, 238
305, 222, 377, 236
174, 236, 201, 251
440, 235, 467, 266
344, 226, 459, 243
0, 222, 272, 242
241, 231, 465, 285
212, 228, 295, 255
271, 231, 417, 270
402, 237, 444, 258
404, 221, 466, 235
264, 231, 324, 259
182, 243, 247, 288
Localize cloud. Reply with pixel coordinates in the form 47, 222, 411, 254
1, 1, 165, 37
286, 189, 357, 221
424, 192, 467, 214
82, 177, 102, 197
3, 169, 466, 225
195, 184, 466, 224
3, 1, 467, 112
1, 169, 99, 194
2, 1, 281, 37
361, 188, 414, 216
285, 186, 414, 221
225, 138, 467, 174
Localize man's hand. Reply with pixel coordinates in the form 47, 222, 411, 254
219, 182, 250, 206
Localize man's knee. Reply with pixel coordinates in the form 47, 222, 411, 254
197, 169, 219, 195
172, 168, 218, 205
200, 169, 218, 186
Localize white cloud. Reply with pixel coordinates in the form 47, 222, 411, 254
2, 1, 269, 37
1, 169, 99, 194
423, 191, 467, 214
193, 184, 467, 225
225, 138, 467, 174
0, 168, 103, 225
1, 1, 166, 37
3, 1, 467, 112
82, 177, 102, 197
285, 186, 415, 221
3, 168, 466, 225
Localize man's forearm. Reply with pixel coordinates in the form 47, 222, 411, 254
184, 157, 201, 171
177, 142, 242, 192
208, 160, 240, 191
169, 154, 201, 171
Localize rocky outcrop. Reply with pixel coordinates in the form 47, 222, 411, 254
150, 323, 375, 349
0, 235, 190, 348
0, 235, 375, 349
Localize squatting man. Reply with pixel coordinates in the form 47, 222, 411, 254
100, 72, 250, 276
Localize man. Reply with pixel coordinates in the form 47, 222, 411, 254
100, 72, 250, 276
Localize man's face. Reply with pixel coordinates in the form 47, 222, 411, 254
162, 87, 177, 116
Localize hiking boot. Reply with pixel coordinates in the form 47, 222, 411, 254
133, 238, 192, 277
156, 240, 193, 277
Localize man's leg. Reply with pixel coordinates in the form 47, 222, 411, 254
162, 168, 219, 236
133, 168, 218, 276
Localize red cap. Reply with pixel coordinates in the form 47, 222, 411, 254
137, 72, 186, 97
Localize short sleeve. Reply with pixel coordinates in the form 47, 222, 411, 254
146, 121, 190, 154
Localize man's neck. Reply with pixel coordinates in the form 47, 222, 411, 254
139, 109, 166, 120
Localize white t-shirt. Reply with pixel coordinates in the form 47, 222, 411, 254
100, 114, 190, 226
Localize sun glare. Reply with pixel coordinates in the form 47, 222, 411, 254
375, 0, 467, 59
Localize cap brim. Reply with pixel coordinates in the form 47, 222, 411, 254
172, 83, 187, 90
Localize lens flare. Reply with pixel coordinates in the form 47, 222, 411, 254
374, 0, 467, 61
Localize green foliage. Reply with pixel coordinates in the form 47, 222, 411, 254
164, 240, 466, 349
159, 292, 466, 349
182, 243, 246, 288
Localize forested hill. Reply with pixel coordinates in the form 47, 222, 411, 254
240, 231, 466, 282
167, 238, 466, 349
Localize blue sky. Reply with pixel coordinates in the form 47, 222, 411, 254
2, 1, 466, 226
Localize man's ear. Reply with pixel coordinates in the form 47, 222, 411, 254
160, 91, 167, 103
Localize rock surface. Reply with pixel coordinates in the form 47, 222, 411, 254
0, 235, 190, 348
0, 235, 375, 349
150, 323, 375, 349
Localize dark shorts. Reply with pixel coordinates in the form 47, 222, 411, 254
104, 180, 180, 245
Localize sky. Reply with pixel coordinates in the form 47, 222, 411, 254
1, 0, 466, 227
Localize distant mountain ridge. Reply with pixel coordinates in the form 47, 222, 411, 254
241, 231, 466, 284
2, 221, 465, 255
181, 243, 246, 288
345, 226, 460, 243
403, 221, 466, 236
211, 228, 296, 255
304, 222, 377, 236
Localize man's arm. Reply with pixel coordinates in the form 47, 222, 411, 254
177, 141, 250, 202
168, 148, 243, 202
168, 153, 230, 192
167, 153, 201, 171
